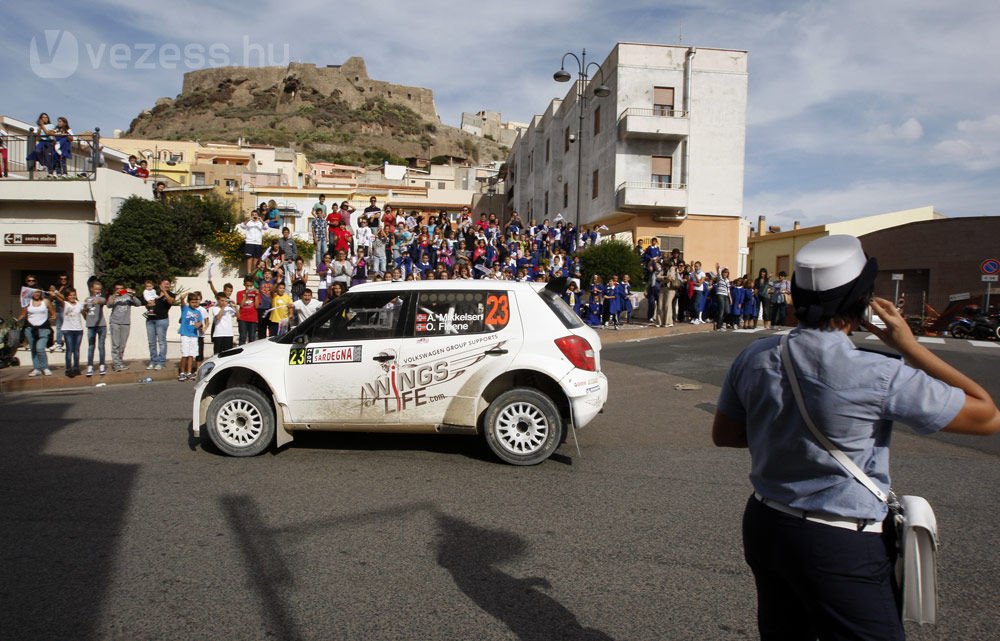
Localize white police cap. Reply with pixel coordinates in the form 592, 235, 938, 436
794, 235, 867, 292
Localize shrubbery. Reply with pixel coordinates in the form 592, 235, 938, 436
578, 240, 645, 291
207, 230, 315, 272
94, 193, 236, 287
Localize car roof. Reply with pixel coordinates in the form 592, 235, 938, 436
348, 280, 546, 293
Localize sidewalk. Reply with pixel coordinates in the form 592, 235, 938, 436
0, 353, 183, 394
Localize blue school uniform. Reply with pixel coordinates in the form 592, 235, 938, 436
564, 290, 583, 317
585, 299, 602, 326
617, 282, 633, 320
604, 283, 621, 318
742, 286, 758, 318
731, 286, 745, 318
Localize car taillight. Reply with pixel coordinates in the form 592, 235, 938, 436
554, 335, 596, 371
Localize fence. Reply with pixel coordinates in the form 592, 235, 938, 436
0, 128, 103, 179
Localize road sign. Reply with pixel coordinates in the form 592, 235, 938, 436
2, 233, 57, 246
891, 273, 904, 281
949, 292, 971, 302
983, 275, 999, 283
982, 259, 1000, 275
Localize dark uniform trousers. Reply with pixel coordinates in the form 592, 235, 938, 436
742, 495, 904, 641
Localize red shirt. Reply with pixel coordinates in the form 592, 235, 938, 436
326, 211, 342, 233
332, 227, 352, 253
236, 288, 259, 322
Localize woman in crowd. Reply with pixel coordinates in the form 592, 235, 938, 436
20, 288, 57, 376
51, 117, 74, 177
755, 268, 772, 329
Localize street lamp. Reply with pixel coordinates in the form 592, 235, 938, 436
554, 48, 610, 229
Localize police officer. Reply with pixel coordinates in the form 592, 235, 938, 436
712, 235, 1000, 640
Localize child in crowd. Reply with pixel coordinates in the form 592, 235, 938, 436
61, 288, 84, 377
142, 280, 158, 317
585, 292, 603, 327
83, 279, 108, 376
212, 292, 237, 354
352, 248, 369, 287
236, 277, 259, 345
617, 274, 633, 324
257, 282, 273, 338
177, 292, 204, 381
741, 278, 757, 329
270, 282, 293, 336
564, 281, 582, 317
603, 275, 621, 329
106, 281, 142, 372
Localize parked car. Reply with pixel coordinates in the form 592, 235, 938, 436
191, 278, 609, 465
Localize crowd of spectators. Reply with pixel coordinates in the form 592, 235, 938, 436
637, 239, 793, 331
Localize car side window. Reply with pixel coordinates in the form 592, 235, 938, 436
310, 292, 407, 342
414, 290, 510, 337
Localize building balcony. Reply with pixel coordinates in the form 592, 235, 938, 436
616, 182, 688, 218
617, 108, 689, 141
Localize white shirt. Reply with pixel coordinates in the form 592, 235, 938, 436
240, 219, 266, 245
355, 226, 374, 249
213, 305, 237, 338
62, 301, 85, 331
294, 298, 321, 321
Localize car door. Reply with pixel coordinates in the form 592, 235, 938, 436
395, 288, 522, 427
283, 290, 409, 426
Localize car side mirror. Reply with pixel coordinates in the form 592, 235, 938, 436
293, 334, 308, 346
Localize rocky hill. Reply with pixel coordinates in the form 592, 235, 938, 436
125, 58, 506, 165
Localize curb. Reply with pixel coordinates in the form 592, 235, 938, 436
0, 360, 186, 395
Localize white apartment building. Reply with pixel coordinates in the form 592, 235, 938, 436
507, 42, 749, 267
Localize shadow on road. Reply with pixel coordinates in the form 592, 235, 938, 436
435, 514, 615, 641
0, 393, 137, 640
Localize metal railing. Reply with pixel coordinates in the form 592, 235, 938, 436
0, 128, 103, 180
617, 181, 687, 191
618, 107, 689, 120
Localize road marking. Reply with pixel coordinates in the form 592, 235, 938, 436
969, 340, 1000, 349
774, 329, 792, 335
865, 334, 880, 341
732, 329, 764, 333
917, 337, 945, 345
625, 337, 653, 343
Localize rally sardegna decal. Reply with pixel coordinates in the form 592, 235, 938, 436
289, 345, 362, 365
360, 337, 506, 414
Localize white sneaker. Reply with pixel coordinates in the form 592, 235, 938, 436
99, 364, 107, 375
154, 364, 164, 371
28, 369, 41, 377
86, 366, 94, 377
146, 363, 155, 370
43, 368, 52, 376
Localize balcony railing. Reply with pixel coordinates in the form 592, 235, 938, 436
1, 128, 104, 180
617, 108, 689, 140
616, 181, 688, 214
619, 107, 689, 119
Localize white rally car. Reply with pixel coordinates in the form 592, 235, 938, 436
192, 278, 608, 465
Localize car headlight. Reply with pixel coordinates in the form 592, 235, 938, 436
196, 361, 216, 382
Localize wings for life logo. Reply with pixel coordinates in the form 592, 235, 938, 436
29, 30, 79, 79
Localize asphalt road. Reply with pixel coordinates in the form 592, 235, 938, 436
2, 331, 998, 641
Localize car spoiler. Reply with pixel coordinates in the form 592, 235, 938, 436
544, 276, 569, 296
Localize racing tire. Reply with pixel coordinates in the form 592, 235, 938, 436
205, 385, 276, 457
950, 325, 969, 340
483, 387, 563, 466
995, 325, 1000, 341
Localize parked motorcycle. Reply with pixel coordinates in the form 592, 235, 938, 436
948, 308, 1000, 340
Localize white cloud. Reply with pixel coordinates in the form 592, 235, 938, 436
934, 115, 1000, 170
866, 118, 924, 143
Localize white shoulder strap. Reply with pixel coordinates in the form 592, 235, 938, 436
779, 334, 888, 503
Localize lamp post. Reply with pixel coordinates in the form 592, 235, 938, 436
554, 48, 610, 229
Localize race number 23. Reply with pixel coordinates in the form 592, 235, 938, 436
485, 293, 510, 327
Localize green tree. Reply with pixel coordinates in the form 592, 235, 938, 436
578, 240, 645, 292
93, 193, 237, 287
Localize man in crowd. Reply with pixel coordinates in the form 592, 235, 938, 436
145, 278, 174, 371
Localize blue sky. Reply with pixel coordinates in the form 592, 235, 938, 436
3, 0, 998, 228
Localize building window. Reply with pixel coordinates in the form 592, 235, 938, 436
545, 138, 550, 163
564, 127, 570, 152
528, 151, 533, 173
654, 87, 675, 116
652, 156, 673, 187
593, 106, 601, 136
776, 255, 790, 276
544, 191, 549, 216
592, 169, 599, 199
656, 236, 684, 257
192, 172, 206, 186
425, 181, 431, 188
563, 182, 569, 208
437, 182, 446, 189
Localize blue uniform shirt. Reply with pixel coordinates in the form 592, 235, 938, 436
717, 328, 964, 520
